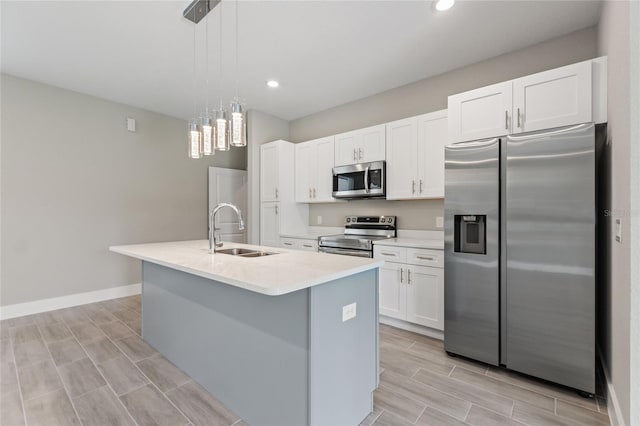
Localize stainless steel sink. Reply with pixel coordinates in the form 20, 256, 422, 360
215, 248, 277, 257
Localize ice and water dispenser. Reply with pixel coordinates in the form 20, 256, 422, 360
454, 215, 486, 255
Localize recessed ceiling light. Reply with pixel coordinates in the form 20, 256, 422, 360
434, 0, 455, 11
266, 80, 280, 88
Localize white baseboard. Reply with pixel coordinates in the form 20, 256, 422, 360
598, 347, 626, 426
0, 283, 141, 320
380, 315, 444, 341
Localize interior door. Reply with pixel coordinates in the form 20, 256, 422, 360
505, 124, 595, 393
386, 117, 418, 200
208, 167, 247, 243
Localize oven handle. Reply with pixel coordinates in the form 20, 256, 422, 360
318, 247, 372, 258
364, 165, 370, 193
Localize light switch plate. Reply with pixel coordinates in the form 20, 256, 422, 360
342, 302, 356, 322
436, 216, 444, 228
615, 218, 622, 243
126, 118, 136, 132
317, 215, 323, 225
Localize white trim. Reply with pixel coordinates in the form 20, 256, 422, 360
0, 283, 141, 320
380, 315, 444, 341
599, 348, 627, 426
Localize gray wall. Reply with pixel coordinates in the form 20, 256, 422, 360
0, 74, 246, 306
597, 2, 632, 424
289, 27, 598, 230
246, 110, 290, 244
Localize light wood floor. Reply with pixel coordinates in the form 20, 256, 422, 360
1, 296, 609, 426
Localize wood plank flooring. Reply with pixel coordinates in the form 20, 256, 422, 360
0, 296, 609, 426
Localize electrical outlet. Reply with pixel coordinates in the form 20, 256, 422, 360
317, 215, 323, 225
342, 302, 357, 322
436, 216, 444, 228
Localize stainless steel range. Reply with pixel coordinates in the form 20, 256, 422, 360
318, 216, 397, 258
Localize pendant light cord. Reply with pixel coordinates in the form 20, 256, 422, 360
205, 5, 209, 113
235, 0, 239, 99
192, 19, 197, 119
218, 1, 223, 110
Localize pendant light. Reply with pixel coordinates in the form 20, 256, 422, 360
201, 8, 214, 156
214, 3, 229, 151
187, 18, 203, 159
229, 0, 246, 147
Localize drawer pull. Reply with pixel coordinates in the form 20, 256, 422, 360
381, 252, 397, 256
416, 255, 435, 261
303, 244, 313, 248
283, 242, 293, 246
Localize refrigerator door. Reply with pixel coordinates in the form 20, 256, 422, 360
444, 138, 500, 365
505, 123, 595, 393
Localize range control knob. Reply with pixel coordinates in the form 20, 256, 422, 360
388, 217, 393, 223
346, 218, 351, 223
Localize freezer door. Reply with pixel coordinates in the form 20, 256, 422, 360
444, 138, 500, 365
505, 123, 595, 393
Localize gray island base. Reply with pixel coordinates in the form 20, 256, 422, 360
142, 261, 379, 426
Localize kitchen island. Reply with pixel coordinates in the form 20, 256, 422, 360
110, 240, 383, 426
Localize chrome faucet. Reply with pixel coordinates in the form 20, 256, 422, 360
209, 203, 245, 253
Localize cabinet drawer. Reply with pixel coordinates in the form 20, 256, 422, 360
296, 239, 318, 252
374, 246, 406, 263
406, 248, 443, 268
280, 238, 296, 249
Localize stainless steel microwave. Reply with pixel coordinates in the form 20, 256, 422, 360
332, 161, 386, 199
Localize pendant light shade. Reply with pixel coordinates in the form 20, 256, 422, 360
201, 114, 214, 155
214, 109, 230, 151
229, 101, 246, 147
188, 120, 202, 159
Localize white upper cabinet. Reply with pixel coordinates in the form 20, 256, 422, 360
386, 110, 447, 200
448, 58, 607, 143
260, 143, 280, 202
448, 81, 512, 143
386, 117, 418, 200
512, 60, 591, 133
417, 110, 448, 198
334, 124, 386, 166
295, 136, 335, 203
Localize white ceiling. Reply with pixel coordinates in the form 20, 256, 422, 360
1, 1, 601, 121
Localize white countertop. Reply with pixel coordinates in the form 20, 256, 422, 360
373, 238, 444, 250
110, 240, 383, 296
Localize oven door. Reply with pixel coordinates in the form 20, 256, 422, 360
318, 247, 373, 258
332, 161, 385, 199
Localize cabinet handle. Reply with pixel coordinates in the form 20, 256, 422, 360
505, 110, 508, 130
275, 205, 278, 215
303, 244, 313, 248
313, 188, 316, 198
283, 242, 293, 246
412, 180, 416, 194
359, 148, 363, 160
407, 269, 412, 284
400, 268, 404, 283
309, 188, 312, 198
381, 252, 397, 257
275, 188, 279, 199
517, 107, 521, 128
417, 255, 435, 261
419, 179, 423, 194
353, 149, 357, 161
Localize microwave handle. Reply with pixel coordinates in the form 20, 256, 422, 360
364, 165, 370, 193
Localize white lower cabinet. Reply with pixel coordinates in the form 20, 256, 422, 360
375, 245, 444, 331
260, 203, 280, 248
280, 237, 318, 252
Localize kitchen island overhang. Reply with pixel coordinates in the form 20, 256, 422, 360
110, 240, 382, 426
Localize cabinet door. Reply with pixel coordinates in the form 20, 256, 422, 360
359, 124, 386, 163
406, 266, 444, 330
379, 261, 407, 320
259, 203, 280, 247
448, 81, 512, 143
334, 131, 359, 166
513, 60, 592, 133
417, 110, 448, 198
314, 137, 335, 202
295, 142, 315, 203
386, 117, 418, 200
260, 143, 279, 202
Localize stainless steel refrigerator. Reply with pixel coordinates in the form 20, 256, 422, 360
444, 123, 603, 395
